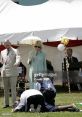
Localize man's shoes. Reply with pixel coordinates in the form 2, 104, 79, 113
71, 103, 80, 112
36, 105, 41, 112
29, 104, 41, 112
3, 105, 9, 108
29, 104, 35, 112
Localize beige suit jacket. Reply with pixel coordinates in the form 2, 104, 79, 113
0, 47, 21, 77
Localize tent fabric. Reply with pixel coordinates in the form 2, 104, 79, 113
0, 0, 82, 34
43, 40, 82, 47
0, 0, 82, 44
0, 28, 82, 44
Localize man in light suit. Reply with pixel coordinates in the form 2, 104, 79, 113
0, 40, 21, 108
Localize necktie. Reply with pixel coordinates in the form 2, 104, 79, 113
68, 57, 71, 63
7, 49, 10, 55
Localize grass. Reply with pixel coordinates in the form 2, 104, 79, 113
0, 92, 82, 117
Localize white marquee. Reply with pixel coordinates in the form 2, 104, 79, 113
0, 0, 82, 43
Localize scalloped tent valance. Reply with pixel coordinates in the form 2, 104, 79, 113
43, 39, 82, 47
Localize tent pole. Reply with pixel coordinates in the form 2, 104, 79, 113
66, 57, 71, 93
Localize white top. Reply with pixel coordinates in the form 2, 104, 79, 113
15, 89, 42, 110
42, 78, 56, 92
34, 78, 56, 92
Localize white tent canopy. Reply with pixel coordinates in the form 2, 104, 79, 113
0, 0, 82, 43
0, 28, 82, 44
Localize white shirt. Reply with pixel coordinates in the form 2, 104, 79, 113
42, 78, 56, 92
15, 89, 43, 110
34, 78, 56, 92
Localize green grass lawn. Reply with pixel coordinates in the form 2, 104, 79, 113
0, 92, 82, 117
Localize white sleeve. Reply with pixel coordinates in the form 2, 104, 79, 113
0, 51, 3, 63
14, 49, 21, 65
15, 97, 26, 110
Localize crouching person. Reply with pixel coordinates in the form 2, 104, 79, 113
12, 89, 45, 112
12, 78, 57, 113
41, 78, 56, 112
34, 77, 56, 112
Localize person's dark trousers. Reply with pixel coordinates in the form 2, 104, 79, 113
43, 89, 56, 105
42, 89, 56, 112
26, 95, 45, 112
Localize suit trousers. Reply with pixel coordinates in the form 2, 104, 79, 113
3, 76, 17, 106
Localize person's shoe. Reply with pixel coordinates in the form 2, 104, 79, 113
29, 104, 35, 112
36, 105, 41, 112
72, 103, 80, 112
3, 105, 9, 108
